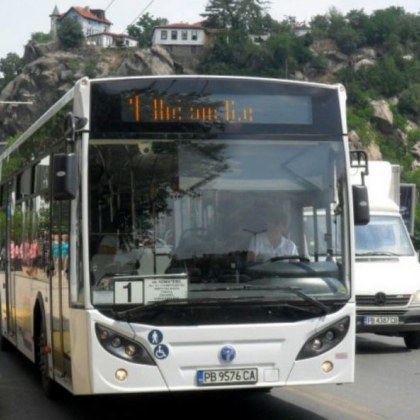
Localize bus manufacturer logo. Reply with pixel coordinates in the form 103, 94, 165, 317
220, 346, 236, 362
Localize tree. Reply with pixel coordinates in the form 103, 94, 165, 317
57, 17, 84, 49
0, 53, 23, 89
365, 7, 406, 46
202, 0, 269, 32
127, 13, 168, 48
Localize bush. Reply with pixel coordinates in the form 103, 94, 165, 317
57, 17, 84, 49
399, 84, 420, 117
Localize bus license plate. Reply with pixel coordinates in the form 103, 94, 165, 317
197, 368, 258, 386
363, 316, 399, 325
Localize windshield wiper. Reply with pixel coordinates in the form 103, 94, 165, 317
115, 296, 265, 321
356, 251, 399, 256
115, 285, 330, 321
191, 285, 330, 315
277, 286, 330, 315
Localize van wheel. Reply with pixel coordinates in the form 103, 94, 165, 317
38, 318, 59, 399
404, 332, 420, 349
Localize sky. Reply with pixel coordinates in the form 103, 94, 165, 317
0, 0, 420, 60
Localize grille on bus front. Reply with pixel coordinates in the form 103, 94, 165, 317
356, 294, 411, 306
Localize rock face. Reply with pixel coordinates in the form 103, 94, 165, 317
117, 46, 177, 76
370, 99, 394, 134
0, 44, 178, 141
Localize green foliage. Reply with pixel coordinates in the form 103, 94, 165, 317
407, 129, 420, 148
390, 104, 408, 131
84, 60, 97, 78
399, 84, 420, 117
57, 17, 84, 49
0, 53, 23, 89
377, 134, 409, 166
339, 57, 412, 103
127, 13, 167, 48
347, 107, 377, 146
199, 4, 313, 79
31, 32, 53, 44
325, 8, 363, 54
202, 0, 269, 32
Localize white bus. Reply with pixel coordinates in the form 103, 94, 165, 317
0, 76, 368, 397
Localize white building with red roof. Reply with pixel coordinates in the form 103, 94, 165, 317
50, 5, 137, 48
51, 6, 112, 36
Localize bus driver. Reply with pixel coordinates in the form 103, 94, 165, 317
247, 208, 298, 263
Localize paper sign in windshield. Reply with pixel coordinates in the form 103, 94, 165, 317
144, 278, 188, 303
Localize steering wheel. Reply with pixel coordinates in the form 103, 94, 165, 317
268, 255, 310, 263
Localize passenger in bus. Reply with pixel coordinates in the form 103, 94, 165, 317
247, 208, 298, 263
61, 234, 69, 276
52, 234, 61, 275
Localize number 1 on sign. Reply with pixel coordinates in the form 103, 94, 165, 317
114, 280, 144, 304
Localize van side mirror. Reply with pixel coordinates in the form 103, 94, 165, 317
52, 153, 77, 200
353, 185, 370, 225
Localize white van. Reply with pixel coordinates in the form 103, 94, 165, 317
351, 161, 420, 349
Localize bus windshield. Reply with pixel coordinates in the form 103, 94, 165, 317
89, 138, 349, 314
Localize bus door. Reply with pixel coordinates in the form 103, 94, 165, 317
50, 170, 72, 381
6, 182, 19, 343
0, 182, 16, 344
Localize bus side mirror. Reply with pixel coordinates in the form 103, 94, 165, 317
353, 185, 370, 225
52, 153, 77, 200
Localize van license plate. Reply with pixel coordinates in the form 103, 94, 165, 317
363, 316, 399, 325
197, 368, 258, 386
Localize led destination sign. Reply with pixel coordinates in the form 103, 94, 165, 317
121, 93, 313, 125
89, 77, 343, 137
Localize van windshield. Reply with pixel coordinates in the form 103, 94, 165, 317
355, 215, 414, 257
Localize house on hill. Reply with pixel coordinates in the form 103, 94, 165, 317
50, 5, 137, 48
151, 21, 208, 69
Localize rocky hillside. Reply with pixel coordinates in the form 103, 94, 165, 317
1, 38, 419, 166
0, 41, 181, 142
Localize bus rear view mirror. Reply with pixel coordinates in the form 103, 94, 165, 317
52, 153, 77, 200
353, 185, 370, 225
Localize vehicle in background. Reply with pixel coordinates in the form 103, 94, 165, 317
351, 160, 420, 349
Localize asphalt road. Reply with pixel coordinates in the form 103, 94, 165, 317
1, 334, 419, 420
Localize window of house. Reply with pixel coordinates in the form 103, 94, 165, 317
181, 30, 188, 41
191, 30, 198, 41
161, 30, 167, 40
171, 30, 178, 40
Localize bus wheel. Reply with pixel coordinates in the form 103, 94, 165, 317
0, 318, 12, 351
38, 318, 58, 399
404, 332, 420, 349
0, 334, 12, 351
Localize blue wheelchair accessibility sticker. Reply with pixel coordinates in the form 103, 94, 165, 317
154, 344, 169, 360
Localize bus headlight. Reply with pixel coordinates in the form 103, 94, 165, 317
95, 324, 155, 365
296, 317, 350, 360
